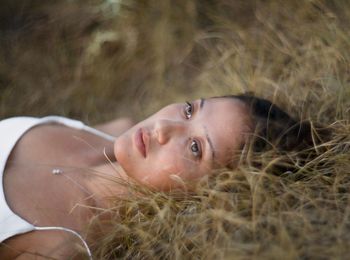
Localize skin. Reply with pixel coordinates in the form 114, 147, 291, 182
0, 119, 132, 259
114, 97, 251, 190
0, 97, 251, 258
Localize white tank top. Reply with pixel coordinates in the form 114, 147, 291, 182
0, 116, 115, 258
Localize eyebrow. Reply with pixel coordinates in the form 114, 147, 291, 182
200, 98, 216, 164
200, 98, 205, 109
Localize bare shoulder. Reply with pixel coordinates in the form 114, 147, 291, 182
0, 230, 87, 260
94, 117, 135, 137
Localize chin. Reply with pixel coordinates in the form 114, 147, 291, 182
114, 135, 134, 175
113, 138, 119, 161
114, 135, 127, 162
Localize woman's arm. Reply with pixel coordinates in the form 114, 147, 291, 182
1, 231, 78, 260
94, 117, 135, 137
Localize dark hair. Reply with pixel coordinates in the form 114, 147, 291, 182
223, 93, 333, 175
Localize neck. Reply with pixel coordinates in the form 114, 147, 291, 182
83, 162, 130, 207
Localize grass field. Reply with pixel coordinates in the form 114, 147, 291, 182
1, 0, 350, 259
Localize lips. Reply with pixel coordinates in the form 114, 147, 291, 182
135, 128, 146, 158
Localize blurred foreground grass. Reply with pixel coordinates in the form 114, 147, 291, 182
1, 0, 350, 259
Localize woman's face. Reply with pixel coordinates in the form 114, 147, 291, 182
114, 97, 250, 190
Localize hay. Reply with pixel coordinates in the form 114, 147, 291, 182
1, 0, 350, 259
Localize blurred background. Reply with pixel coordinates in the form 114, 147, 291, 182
1, 1, 350, 259
0, 0, 349, 125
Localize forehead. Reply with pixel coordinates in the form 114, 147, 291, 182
198, 97, 250, 167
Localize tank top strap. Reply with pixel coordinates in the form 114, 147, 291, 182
38, 116, 116, 141
0, 115, 110, 258
34, 226, 93, 259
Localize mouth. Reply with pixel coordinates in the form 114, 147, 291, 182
135, 128, 147, 158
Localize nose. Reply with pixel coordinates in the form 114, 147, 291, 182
154, 119, 187, 144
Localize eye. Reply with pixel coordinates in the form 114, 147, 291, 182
184, 101, 193, 119
190, 139, 202, 159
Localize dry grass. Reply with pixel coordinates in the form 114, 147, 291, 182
1, 0, 350, 259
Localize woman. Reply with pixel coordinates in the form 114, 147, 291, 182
0, 94, 330, 259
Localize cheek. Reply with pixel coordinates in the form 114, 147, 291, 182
133, 158, 180, 190
157, 153, 199, 180
152, 104, 179, 119
147, 154, 184, 178
152, 153, 183, 176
